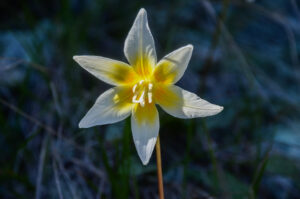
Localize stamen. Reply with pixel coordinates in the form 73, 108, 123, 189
132, 81, 153, 106
132, 84, 137, 93
139, 91, 145, 107
132, 94, 139, 103
139, 91, 145, 101
148, 92, 152, 103
132, 91, 145, 104
148, 83, 153, 91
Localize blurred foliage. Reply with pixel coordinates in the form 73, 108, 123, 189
1, 0, 300, 198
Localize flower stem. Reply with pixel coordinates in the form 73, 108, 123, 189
156, 135, 165, 199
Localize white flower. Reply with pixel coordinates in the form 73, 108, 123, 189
73, 8, 223, 165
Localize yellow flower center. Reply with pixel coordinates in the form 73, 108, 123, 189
132, 80, 153, 107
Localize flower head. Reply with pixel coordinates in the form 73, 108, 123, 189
73, 8, 223, 165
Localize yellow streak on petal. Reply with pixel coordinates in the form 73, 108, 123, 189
153, 84, 181, 108
132, 103, 157, 125
109, 63, 140, 85
112, 86, 134, 113
152, 60, 177, 84
132, 54, 154, 80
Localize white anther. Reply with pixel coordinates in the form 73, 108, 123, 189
132, 81, 152, 107
132, 84, 137, 93
139, 91, 145, 107
148, 83, 153, 91
148, 92, 152, 103
132, 94, 139, 103
139, 91, 145, 102
132, 91, 145, 105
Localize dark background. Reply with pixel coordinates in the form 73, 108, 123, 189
1, 0, 300, 198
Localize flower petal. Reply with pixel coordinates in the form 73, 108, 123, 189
154, 85, 223, 118
153, 45, 193, 84
79, 87, 133, 128
131, 103, 159, 165
124, 8, 156, 78
73, 56, 139, 86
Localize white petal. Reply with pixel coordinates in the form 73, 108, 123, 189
79, 87, 133, 128
131, 103, 159, 165
155, 85, 223, 119
153, 45, 193, 84
124, 8, 157, 67
73, 56, 138, 86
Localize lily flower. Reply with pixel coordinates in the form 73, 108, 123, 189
73, 8, 223, 165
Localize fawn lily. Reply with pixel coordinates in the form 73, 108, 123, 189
74, 8, 223, 165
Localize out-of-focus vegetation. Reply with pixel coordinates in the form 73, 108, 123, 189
1, 0, 300, 198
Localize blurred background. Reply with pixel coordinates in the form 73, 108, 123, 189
1, 0, 300, 198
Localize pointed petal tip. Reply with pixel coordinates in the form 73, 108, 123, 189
73, 56, 80, 62
217, 106, 224, 113
141, 158, 150, 165
78, 120, 85, 128
187, 44, 193, 50
73, 55, 87, 62
78, 117, 90, 128
139, 8, 146, 14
